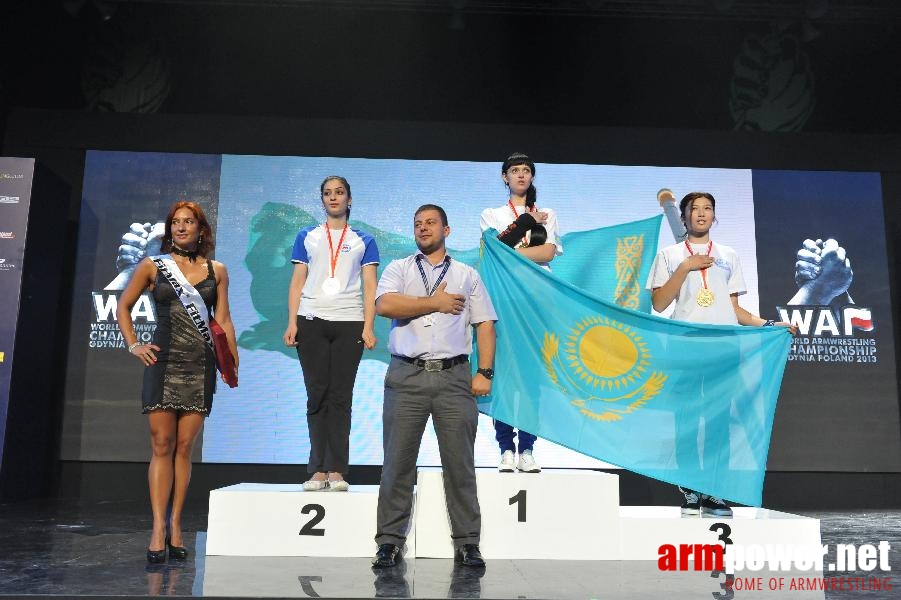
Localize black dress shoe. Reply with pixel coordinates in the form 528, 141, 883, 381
372, 543, 400, 568
454, 544, 485, 567
372, 559, 410, 598
146, 548, 167, 564
166, 536, 188, 560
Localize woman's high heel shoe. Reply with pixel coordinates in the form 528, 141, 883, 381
166, 536, 189, 560
147, 548, 167, 564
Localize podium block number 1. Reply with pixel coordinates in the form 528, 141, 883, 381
508, 490, 527, 523
299, 504, 326, 536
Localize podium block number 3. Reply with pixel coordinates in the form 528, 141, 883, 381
299, 504, 326, 536
509, 490, 527, 522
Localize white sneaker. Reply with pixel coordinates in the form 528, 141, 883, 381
329, 479, 349, 492
517, 450, 541, 473
498, 450, 516, 472
302, 479, 329, 491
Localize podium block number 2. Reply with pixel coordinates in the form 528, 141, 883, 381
509, 490, 527, 522
299, 504, 326, 536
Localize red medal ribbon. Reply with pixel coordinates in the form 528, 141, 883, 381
324, 223, 349, 279
684, 240, 713, 290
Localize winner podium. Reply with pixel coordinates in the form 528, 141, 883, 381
205, 468, 821, 560
413, 468, 620, 559
205, 482, 415, 557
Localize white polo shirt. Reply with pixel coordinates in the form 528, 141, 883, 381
291, 225, 380, 321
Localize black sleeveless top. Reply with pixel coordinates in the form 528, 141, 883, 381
141, 259, 218, 414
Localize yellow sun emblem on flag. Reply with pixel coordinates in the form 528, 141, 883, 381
542, 316, 667, 422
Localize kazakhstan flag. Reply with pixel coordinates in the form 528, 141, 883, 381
478, 226, 792, 507
551, 214, 662, 313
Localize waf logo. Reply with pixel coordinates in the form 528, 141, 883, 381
845, 307, 873, 331
777, 305, 874, 336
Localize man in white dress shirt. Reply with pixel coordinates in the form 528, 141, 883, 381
372, 204, 497, 569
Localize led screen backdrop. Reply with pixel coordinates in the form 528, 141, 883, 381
60, 151, 899, 472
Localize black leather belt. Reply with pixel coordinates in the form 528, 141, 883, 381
393, 354, 468, 372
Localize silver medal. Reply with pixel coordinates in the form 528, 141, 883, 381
321, 277, 341, 295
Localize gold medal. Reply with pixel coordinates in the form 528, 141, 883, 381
686, 240, 715, 308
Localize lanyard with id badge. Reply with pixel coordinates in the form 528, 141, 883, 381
415, 255, 451, 327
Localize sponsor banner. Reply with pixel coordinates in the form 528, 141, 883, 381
0, 158, 36, 469
753, 170, 900, 470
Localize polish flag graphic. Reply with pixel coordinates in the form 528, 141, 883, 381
844, 307, 874, 332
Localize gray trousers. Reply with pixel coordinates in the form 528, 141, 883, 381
375, 357, 481, 548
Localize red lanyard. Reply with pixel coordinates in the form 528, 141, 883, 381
684, 240, 713, 290
324, 223, 349, 278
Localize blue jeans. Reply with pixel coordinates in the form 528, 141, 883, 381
494, 419, 536, 454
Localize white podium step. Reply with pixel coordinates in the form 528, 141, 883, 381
206, 482, 416, 557
204, 475, 822, 570
619, 506, 822, 561
413, 467, 621, 560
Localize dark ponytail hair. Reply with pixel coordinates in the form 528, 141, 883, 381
501, 152, 546, 246
502, 152, 538, 208
320, 175, 352, 218
525, 183, 537, 209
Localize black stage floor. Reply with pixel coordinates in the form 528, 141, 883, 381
0, 498, 899, 599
